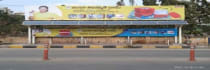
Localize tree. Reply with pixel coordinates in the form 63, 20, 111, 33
143, 0, 210, 36
0, 12, 26, 36
117, 0, 125, 6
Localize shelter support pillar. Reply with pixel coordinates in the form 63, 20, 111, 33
28, 26, 32, 44
49, 37, 52, 45
127, 36, 130, 44
175, 26, 178, 44
80, 36, 84, 44
32, 35, 35, 44
179, 26, 183, 44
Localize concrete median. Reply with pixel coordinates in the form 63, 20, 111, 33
0, 44, 197, 49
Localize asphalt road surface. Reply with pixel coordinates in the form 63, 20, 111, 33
0, 48, 210, 70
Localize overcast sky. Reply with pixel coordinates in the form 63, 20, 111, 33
0, 0, 143, 13
2, 0, 209, 13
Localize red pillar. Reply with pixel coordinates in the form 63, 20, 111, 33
43, 44, 49, 60
190, 44, 195, 62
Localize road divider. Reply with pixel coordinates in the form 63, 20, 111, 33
9, 45, 23, 48
63, 45, 77, 48
90, 45, 103, 48
142, 45, 156, 49
169, 45, 182, 49
0, 45, 191, 49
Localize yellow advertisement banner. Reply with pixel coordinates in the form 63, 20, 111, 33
25, 5, 185, 20
33, 29, 124, 37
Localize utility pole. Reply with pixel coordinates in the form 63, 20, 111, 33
129, 0, 135, 6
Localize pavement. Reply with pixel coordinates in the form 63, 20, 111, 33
0, 48, 210, 70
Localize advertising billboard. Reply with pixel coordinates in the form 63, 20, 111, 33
25, 5, 185, 20
32, 28, 177, 37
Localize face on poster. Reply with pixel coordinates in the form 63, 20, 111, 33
24, 5, 62, 20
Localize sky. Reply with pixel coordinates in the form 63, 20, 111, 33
0, 0, 143, 13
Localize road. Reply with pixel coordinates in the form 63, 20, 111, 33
0, 48, 210, 70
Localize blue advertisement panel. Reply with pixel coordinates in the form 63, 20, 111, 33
33, 28, 177, 37
117, 29, 177, 37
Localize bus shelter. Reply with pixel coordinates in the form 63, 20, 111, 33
23, 5, 187, 45
23, 20, 187, 45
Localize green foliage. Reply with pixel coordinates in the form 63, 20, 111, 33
143, 0, 210, 35
0, 12, 26, 36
